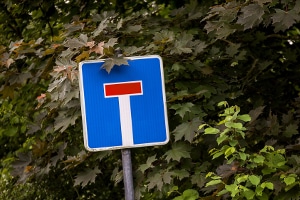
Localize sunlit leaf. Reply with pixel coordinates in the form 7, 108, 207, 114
249, 175, 261, 186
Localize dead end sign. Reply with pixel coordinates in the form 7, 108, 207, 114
79, 55, 169, 151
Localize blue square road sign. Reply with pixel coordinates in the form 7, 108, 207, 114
79, 55, 169, 151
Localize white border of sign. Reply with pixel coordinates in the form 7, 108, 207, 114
79, 55, 169, 151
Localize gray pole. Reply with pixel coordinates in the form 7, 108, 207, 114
121, 149, 134, 200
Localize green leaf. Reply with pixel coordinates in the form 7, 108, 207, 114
205, 179, 222, 187
173, 196, 184, 200
237, 114, 251, 122
224, 146, 236, 158
212, 151, 224, 160
74, 167, 101, 188
243, 189, 255, 200
164, 142, 191, 162
237, 175, 249, 183
5, 127, 18, 137
182, 189, 199, 200
225, 122, 243, 129
204, 127, 220, 134
198, 124, 207, 130
218, 101, 229, 107
248, 175, 261, 186
261, 182, 274, 190
225, 184, 239, 197
253, 155, 265, 164
237, 4, 264, 30
284, 176, 296, 186
216, 133, 228, 145
239, 152, 248, 161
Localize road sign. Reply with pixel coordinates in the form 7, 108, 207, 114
79, 55, 169, 151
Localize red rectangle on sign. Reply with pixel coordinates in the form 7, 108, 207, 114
104, 81, 142, 97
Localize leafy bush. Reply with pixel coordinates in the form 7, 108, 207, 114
0, 0, 300, 199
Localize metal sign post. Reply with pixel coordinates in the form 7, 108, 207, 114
121, 149, 134, 200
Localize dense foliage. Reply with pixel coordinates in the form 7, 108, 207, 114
1, 0, 300, 199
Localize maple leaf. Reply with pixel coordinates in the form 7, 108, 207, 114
138, 155, 156, 173
248, 106, 265, 124
74, 167, 101, 187
65, 34, 88, 48
153, 30, 175, 43
104, 38, 118, 48
283, 124, 298, 138
170, 102, 194, 119
93, 19, 108, 36
194, 41, 207, 54
204, 21, 236, 39
75, 51, 89, 62
164, 142, 191, 162
126, 25, 142, 32
50, 142, 67, 166
11, 152, 32, 178
173, 118, 201, 142
147, 173, 163, 190
101, 57, 129, 74
123, 46, 144, 56
237, 4, 264, 30
170, 32, 194, 54
85, 41, 95, 48
253, 0, 272, 6
173, 169, 190, 180
162, 171, 174, 184
8, 72, 33, 85
90, 41, 104, 55
191, 173, 206, 188
6, 58, 14, 68
271, 9, 300, 32
54, 109, 80, 132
